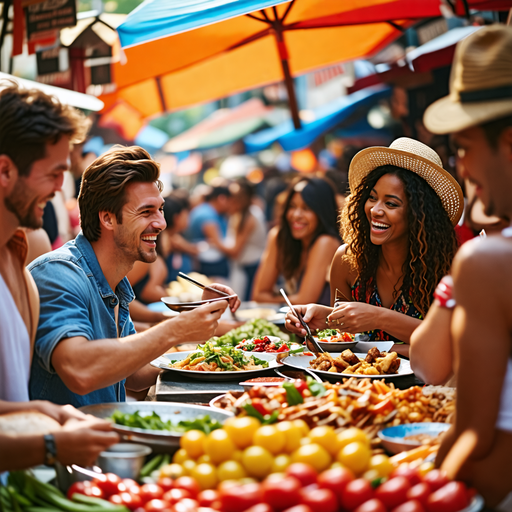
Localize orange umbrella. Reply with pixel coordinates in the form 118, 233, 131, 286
104, 0, 508, 127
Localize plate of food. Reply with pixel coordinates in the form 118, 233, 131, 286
151, 342, 281, 380
314, 329, 358, 351
79, 402, 233, 450
378, 422, 451, 454
234, 335, 303, 354
281, 347, 413, 379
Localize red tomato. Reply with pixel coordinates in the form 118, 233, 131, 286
123, 479, 139, 489
94, 474, 122, 497
300, 488, 337, 512
144, 499, 173, 512
422, 471, 449, 493
67, 481, 104, 500
219, 483, 262, 512
392, 500, 426, 512
241, 505, 274, 512
110, 495, 124, 505
157, 478, 174, 492
173, 477, 200, 498
111, 492, 143, 511
407, 483, 431, 507
140, 484, 165, 503
174, 498, 199, 512
341, 479, 375, 511
282, 506, 313, 512
391, 465, 421, 486
262, 475, 301, 511
163, 488, 193, 504
353, 498, 387, 512
426, 482, 469, 512
286, 463, 318, 487
375, 477, 411, 510
318, 467, 355, 503
197, 490, 220, 508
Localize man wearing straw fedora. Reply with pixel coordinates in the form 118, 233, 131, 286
423, 25, 512, 508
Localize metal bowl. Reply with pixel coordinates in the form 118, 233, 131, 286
80, 402, 233, 452
97, 443, 152, 479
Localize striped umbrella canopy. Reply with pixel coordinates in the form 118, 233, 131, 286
104, 0, 512, 128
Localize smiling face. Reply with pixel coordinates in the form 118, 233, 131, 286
452, 125, 512, 219
364, 173, 409, 246
4, 136, 70, 229
286, 191, 319, 243
111, 181, 166, 264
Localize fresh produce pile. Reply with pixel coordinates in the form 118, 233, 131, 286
207, 318, 291, 346
168, 343, 270, 372
110, 411, 222, 434
212, 378, 455, 442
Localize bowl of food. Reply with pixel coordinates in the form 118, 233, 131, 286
378, 422, 451, 454
161, 295, 237, 312
314, 329, 358, 351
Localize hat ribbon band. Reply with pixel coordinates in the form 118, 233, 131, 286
459, 85, 512, 103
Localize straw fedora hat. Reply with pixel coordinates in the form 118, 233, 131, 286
424, 25, 512, 134
349, 137, 464, 225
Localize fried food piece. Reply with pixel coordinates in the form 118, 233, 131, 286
319, 361, 332, 371
365, 347, 381, 364
388, 358, 401, 374
342, 362, 362, 374
341, 350, 360, 366
376, 352, 398, 373
333, 357, 350, 371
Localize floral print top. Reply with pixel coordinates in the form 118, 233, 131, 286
351, 279, 423, 342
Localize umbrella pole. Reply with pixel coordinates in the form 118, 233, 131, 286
273, 27, 302, 130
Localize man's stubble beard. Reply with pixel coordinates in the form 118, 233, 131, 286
4, 179, 44, 229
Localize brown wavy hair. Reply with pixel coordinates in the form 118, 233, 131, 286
340, 165, 458, 317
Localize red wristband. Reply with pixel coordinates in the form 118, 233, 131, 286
433, 276, 456, 309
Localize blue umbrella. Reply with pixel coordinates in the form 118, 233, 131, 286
117, 0, 290, 48
244, 84, 391, 153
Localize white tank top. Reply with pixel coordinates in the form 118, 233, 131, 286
0, 273, 30, 401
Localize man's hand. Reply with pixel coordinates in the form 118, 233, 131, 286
285, 304, 333, 335
174, 300, 228, 342
54, 417, 119, 467
31, 401, 89, 425
202, 283, 240, 313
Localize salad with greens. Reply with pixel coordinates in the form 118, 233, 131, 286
169, 342, 270, 372
110, 410, 222, 433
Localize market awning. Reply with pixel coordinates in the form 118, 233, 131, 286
164, 97, 277, 152
0, 72, 104, 111
244, 84, 391, 152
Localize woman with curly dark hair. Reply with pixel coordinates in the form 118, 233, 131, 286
285, 138, 463, 354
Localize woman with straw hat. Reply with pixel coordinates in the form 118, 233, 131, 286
285, 137, 463, 354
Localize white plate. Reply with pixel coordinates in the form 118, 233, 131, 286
282, 352, 413, 379
152, 351, 281, 381
354, 341, 394, 353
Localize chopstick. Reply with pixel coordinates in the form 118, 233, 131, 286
178, 272, 239, 321
279, 288, 324, 354
178, 272, 230, 297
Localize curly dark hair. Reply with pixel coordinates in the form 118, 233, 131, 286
340, 165, 458, 317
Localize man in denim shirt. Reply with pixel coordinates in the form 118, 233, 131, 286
29, 146, 239, 408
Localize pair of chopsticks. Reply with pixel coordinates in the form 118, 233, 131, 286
178, 272, 239, 321
279, 288, 324, 354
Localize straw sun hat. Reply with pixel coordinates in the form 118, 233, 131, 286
349, 137, 464, 225
424, 25, 512, 134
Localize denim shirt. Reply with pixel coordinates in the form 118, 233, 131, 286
28, 233, 135, 407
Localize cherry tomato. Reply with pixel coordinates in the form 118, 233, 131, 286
144, 499, 172, 512
109, 495, 124, 505
140, 484, 165, 503
173, 476, 200, 498
67, 481, 104, 500
422, 471, 449, 493
241, 505, 273, 512
174, 498, 199, 512
426, 482, 469, 512
94, 473, 122, 497
157, 478, 174, 492
123, 479, 139, 488
375, 476, 411, 510
392, 500, 426, 512
262, 475, 301, 511
197, 490, 220, 508
286, 463, 318, 487
341, 479, 375, 511
300, 488, 337, 512
391, 465, 421, 486
353, 498, 387, 512
407, 483, 432, 507
163, 488, 192, 504
219, 482, 262, 512
318, 467, 355, 503
110, 492, 142, 511
282, 506, 314, 512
